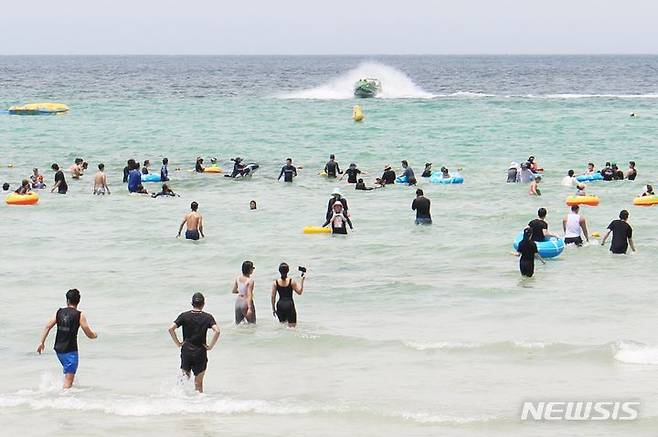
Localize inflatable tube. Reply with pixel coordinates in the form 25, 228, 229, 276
513, 232, 565, 258
576, 173, 603, 182
633, 195, 658, 206
566, 195, 599, 207
303, 226, 331, 234
430, 172, 464, 184
140, 173, 161, 183
204, 166, 223, 174
8, 102, 69, 115
352, 105, 364, 122
395, 175, 408, 184
6, 192, 39, 205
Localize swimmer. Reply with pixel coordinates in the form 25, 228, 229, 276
69, 158, 83, 179
412, 188, 432, 225
601, 162, 615, 181
400, 160, 417, 185
93, 163, 111, 195
421, 163, 433, 178
2, 182, 9, 191
355, 178, 373, 190
515, 227, 545, 278
529, 176, 541, 196
612, 163, 624, 180
168, 292, 220, 393
518, 162, 535, 183
561, 170, 576, 187
135, 184, 149, 195
123, 159, 135, 183
639, 184, 654, 197
151, 183, 178, 198
15, 179, 31, 195
340, 163, 364, 184
127, 161, 142, 193
584, 162, 595, 175
249, 200, 257, 210
51, 163, 68, 194
440, 166, 450, 178
324, 154, 342, 178
376, 164, 396, 187
231, 261, 256, 324
37, 289, 98, 389
575, 184, 587, 196
528, 208, 558, 242
326, 188, 349, 221
227, 157, 245, 178
601, 210, 635, 254
271, 263, 305, 328
562, 205, 589, 246
160, 158, 170, 182
195, 157, 205, 173
527, 156, 541, 173
30, 168, 44, 188
177, 201, 204, 240
507, 162, 520, 183
323, 201, 353, 234
142, 160, 151, 175
626, 161, 637, 180
278, 158, 297, 182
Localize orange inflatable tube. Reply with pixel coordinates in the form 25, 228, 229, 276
633, 196, 658, 206
6, 192, 39, 205
566, 195, 599, 207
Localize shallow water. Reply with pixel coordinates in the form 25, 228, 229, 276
1, 56, 657, 436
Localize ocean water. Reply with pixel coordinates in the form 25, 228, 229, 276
1, 55, 657, 436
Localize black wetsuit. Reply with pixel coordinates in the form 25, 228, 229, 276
528, 219, 548, 242
518, 239, 538, 277
173, 310, 216, 375
607, 219, 633, 254
421, 168, 432, 178
123, 166, 130, 183
345, 168, 361, 183
326, 198, 349, 221
275, 279, 297, 324
355, 182, 372, 191
54, 170, 68, 194
324, 161, 341, 178
412, 196, 432, 224
507, 168, 518, 183
381, 170, 396, 185
601, 168, 615, 181
279, 165, 297, 182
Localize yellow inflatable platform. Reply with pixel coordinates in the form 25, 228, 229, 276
8, 103, 69, 115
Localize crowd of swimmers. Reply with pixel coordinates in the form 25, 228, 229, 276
38, 260, 306, 392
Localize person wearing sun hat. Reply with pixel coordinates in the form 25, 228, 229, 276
376, 164, 396, 187
323, 200, 353, 234
326, 187, 349, 221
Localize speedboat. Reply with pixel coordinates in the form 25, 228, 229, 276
353, 78, 381, 98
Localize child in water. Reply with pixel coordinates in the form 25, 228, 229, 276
529, 176, 541, 196
152, 183, 178, 198
576, 184, 587, 196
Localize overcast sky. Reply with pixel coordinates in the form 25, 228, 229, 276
1, 0, 657, 55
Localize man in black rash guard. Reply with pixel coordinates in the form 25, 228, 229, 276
528, 208, 558, 242
324, 154, 342, 178
516, 227, 545, 277
278, 158, 297, 182
341, 163, 362, 183
168, 293, 220, 393
51, 163, 68, 194
601, 210, 636, 254
37, 289, 98, 389
411, 189, 432, 225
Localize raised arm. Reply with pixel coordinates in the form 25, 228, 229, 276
292, 277, 305, 295
79, 313, 98, 339
206, 324, 221, 351
37, 314, 57, 354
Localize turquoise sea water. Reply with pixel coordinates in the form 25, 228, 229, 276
1, 56, 658, 436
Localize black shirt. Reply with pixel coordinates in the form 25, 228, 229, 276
123, 166, 130, 183
412, 196, 431, 219
607, 219, 632, 254
54, 170, 68, 193
382, 170, 396, 184
601, 168, 615, 181
518, 239, 538, 262
54, 307, 81, 353
326, 197, 349, 220
279, 165, 297, 182
528, 219, 548, 242
174, 310, 217, 348
345, 168, 361, 183
325, 161, 341, 178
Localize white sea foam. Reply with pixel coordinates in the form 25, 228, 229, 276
614, 342, 658, 365
281, 62, 434, 99
399, 411, 499, 424
404, 341, 483, 350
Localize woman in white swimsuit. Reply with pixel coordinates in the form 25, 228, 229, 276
232, 261, 256, 324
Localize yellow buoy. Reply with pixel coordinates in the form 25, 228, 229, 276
591, 232, 601, 238
303, 226, 331, 234
352, 105, 364, 122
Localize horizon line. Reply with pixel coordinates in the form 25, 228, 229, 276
1, 53, 657, 57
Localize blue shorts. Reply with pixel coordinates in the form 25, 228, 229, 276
56, 351, 79, 374
185, 230, 200, 240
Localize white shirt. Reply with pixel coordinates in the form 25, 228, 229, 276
561, 176, 576, 187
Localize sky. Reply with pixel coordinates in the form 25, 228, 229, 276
1, 0, 657, 55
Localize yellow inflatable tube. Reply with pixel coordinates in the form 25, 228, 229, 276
566, 195, 599, 207
9, 102, 69, 115
633, 195, 658, 206
203, 166, 223, 173
6, 192, 39, 205
352, 105, 364, 122
303, 226, 331, 234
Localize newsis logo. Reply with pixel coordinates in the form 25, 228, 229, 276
521, 401, 640, 421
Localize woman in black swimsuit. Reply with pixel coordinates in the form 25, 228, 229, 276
271, 263, 305, 327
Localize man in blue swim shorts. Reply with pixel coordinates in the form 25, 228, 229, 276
37, 289, 98, 389
177, 201, 205, 240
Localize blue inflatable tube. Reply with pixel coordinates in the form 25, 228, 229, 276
576, 173, 603, 182
140, 173, 161, 183
513, 232, 565, 258
430, 172, 464, 184
395, 175, 408, 184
